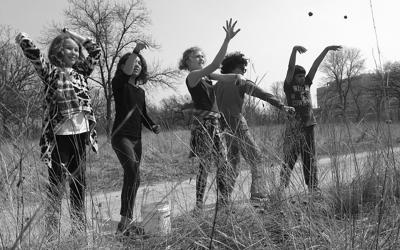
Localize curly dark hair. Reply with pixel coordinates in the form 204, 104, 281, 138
115, 52, 148, 84
178, 46, 203, 71
220, 51, 248, 74
48, 33, 84, 68
294, 65, 306, 76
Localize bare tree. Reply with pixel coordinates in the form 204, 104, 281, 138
64, 0, 181, 137
320, 47, 365, 120
0, 25, 41, 139
269, 81, 286, 123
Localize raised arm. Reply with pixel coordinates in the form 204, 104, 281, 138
187, 19, 240, 87
284, 46, 307, 85
242, 80, 284, 108
63, 28, 89, 44
307, 45, 342, 81
122, 40, 148, 75
242, 80, 295, 113
64, 28, 102, 76
15, 32, 53, 84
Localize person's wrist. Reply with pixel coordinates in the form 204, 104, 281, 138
133, 47, 141, 54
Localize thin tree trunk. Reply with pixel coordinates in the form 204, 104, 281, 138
106, 96, 112, 139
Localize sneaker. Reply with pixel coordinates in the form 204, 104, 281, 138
250, 193, 268, 201
116, 221, 145, 237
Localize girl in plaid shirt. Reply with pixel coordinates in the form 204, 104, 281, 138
16, 28, 101, 237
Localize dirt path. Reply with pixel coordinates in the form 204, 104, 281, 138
90, 146, 399, 225
2, 146, 398, 243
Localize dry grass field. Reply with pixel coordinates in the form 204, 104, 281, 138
1, 121, 400, 249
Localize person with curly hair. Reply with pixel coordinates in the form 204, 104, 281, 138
16, 28, 101, 236
111, 41, 160, 236
214, 51, 294, 202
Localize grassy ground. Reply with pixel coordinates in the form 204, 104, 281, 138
89, 120, 400, 193
1, 121, 400, 249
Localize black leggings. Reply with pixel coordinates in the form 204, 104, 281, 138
47, 133, 87, 230
111, 135, 142, 219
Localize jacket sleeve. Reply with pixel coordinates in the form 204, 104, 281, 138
73, 39, 102, 77
15, 33, 53, 85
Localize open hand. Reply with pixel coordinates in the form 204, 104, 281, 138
152, 124, 161, 134
223, 18, 240, 41
294, 46, 307, 54
134, 40, 149, 52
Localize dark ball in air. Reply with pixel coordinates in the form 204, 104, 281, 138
344, 15, 348, 19
308, 11, 313, 16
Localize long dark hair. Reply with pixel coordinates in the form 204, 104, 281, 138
115, 52, 148, 84
48, 33, 84, 68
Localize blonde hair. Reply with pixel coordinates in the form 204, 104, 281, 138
48, 34, 83, 67
178, 46, 203, 70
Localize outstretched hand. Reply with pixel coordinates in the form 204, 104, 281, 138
294, 45, 307, 54
134, 40, 149, 53
223, 18, 240, 41
326, 45, 342, 51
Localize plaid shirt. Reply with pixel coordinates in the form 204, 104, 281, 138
16, 33, 101, 168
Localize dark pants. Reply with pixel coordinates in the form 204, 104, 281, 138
47, 133, 87, 233
190, 118, 231, 208
281, 125, 318, 190
112, 135, 142, 219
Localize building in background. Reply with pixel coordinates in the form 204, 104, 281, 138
316, 73, 400, 122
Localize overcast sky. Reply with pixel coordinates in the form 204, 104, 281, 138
1, 0, 400, 106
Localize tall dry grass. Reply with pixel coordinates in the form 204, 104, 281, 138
0, 121, 399, 249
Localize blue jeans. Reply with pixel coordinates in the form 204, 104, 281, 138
112, 135, 142, 219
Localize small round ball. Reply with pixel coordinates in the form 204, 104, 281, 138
344, 15, 348, 19
308, 11, 313, 16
